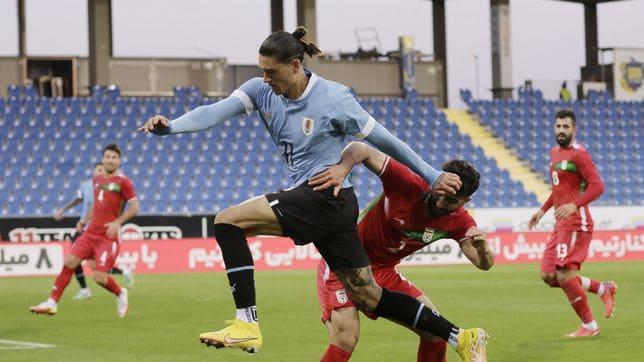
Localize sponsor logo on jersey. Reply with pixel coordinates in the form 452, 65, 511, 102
302, 117, 314, 136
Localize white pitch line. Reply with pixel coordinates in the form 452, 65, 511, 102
0, 339, 55, 350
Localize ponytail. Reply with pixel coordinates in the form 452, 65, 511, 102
259, 26, 323, 63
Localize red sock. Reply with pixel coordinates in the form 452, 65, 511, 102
577, 276, 603, 295
101, 276, 122, 296
50, 266, 74, 302
417, 340, 447, 362
321, 344, 351, 362
561, 278, 594, 324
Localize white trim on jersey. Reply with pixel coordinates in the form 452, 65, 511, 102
322, 261, 330, 281
579, 206, 588, 232
231, 90, 254, 115
356, 115, 376, 139
570, 231, 578, 252
295, 72, 318, 100
378, 157, 391, 177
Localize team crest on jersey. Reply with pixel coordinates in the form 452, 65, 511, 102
302, 117, 314, 136
422, 227, 435, 243
335, 289, 348, 304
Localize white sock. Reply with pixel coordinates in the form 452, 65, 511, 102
47, 298, 57, 305
236, 306, 258, 323
583, 320, 598, 331
448, 328, 461, 349
596, 283, 605, 296
580, 276, 605, 295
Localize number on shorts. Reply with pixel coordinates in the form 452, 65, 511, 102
98, 189, 104, 202
99, 251, 108, 266
551, 171, 559, 186
556, 243, 568, 259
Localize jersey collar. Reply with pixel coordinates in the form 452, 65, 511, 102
292, 69, 318, 102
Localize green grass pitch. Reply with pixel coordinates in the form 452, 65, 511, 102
1, 261, 642, 361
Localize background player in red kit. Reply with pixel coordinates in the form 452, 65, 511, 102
528, 109, 616, 338
30, 144, 139, 318
310, 142, 494, 362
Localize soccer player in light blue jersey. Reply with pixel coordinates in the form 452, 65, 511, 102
139, 26, 487, 359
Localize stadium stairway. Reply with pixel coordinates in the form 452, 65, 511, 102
442, 109, 550, 203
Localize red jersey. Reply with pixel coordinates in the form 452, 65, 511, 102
86, 173, 137, 239
358, 158, 476, 268
544, 141, 604, 232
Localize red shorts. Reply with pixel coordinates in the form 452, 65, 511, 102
69, 232, 120, 272
540, 230, 591, 273
316, 260, 423, 323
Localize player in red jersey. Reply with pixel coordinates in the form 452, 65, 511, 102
30, 144, 139, 318
528, 109, 616, 338
310, 142, 494, 362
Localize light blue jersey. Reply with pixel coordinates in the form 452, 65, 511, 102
156, 70, 443, 189
232, 72, 378, 187
76, 179, 93, 217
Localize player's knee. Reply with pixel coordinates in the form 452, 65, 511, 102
329, 316, 359, 352
214, 208, 237, 225
346, 285, 381, 312
93, 273, 108, 285
556, 269, 576, 285
540, 272, 557, 287
334, 328, 359, 353
63, 255, 80, 268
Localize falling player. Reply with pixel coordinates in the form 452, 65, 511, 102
31, 144, 138, 317
310, 142, 493, 361
528, 109, 616, 337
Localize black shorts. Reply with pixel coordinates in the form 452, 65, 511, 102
265, 184, 370, 270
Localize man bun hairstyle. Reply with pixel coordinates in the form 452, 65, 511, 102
259, 26, 323, 63
442, 159, 480, 197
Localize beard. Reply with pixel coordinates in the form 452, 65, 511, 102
556, 133, 572, 146
427, 196, 450, 217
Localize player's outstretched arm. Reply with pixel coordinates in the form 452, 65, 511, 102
364, 122, 461, 196
458, 226, 494, 270
54, 197, 82, 221
138, 96, 247, 135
